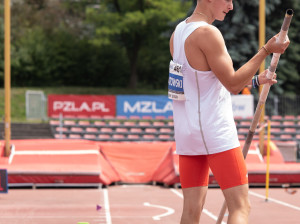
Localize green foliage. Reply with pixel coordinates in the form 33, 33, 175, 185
0, 0, 299, 95
86, 0, 191, 88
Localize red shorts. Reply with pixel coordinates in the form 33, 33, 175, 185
179, 147, 248, 190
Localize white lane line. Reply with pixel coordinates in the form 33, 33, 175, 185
103, 188, 112, 224
249, 191, 300, 211
13, 150, 99, 155
144, 202, 175, 220
170, 189, 227, 224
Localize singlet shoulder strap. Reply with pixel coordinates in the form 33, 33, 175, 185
173, 20, 210, 63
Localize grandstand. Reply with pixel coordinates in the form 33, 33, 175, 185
49, 115, 300, 144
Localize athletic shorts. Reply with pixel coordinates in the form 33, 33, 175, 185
179, 147, 248, 190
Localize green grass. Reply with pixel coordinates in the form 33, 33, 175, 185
0, 87, 167, 123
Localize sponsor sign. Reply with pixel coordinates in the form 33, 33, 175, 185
117, 95, 173, 118
0, 169, 8, 193
231, 95, 254, 118
48, 95, 116, 118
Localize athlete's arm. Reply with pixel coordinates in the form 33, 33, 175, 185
199, 27, 289, 94
170, 32, 174, 57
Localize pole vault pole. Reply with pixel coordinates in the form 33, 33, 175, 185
216, 9, 293, 224
4, 0, 11, 157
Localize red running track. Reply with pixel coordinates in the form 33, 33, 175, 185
0, 185, 299, 224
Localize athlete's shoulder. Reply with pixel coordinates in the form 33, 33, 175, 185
195, 24, 223, 40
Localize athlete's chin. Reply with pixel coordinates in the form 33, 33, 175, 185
215, 17, 225, 22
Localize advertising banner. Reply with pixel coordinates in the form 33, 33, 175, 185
231, 95, 254, 118
0, 169, 8, 193
48, 95, 116, 118
117, 95, 173, 118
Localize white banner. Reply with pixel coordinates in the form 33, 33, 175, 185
231, 95, 254, 118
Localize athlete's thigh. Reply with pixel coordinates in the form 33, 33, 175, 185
179, 155, 210, 188
207, 147, 248, 190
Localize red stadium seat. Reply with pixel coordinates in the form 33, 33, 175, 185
145, 128, 157, 133
98, 134, 111, 139
115, 128, 128, 133
83, 134, 96, 139
78, 120, 90, 126
138, 121, 151, 126
130, 128, 142, 133
70, 127, 84, 133
86, 127, 98, 133
124, 121, 136, 126
64, 120, 76, 125
55, 127, 68, 132
94, 121, 106, 126
143, 134, 156, 140
158, 134, 171, 139
112, 134, 125, 139
159, 128, 172, 133
100, 128, 113, 133
128, 135, 140, 140
69, 134, 81, 139
153, 121, 165, 126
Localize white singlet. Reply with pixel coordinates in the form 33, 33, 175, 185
172, 19, 240, 155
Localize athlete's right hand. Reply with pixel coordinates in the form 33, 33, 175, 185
265, 33, 290, 54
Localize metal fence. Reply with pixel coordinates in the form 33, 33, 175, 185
254, 95, 300, 117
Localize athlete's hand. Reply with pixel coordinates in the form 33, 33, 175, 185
258, 69, 277, 85
265, 33, 290, 54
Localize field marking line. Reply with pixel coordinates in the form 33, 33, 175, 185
103, 188, 112, 224
249, 190, 300, 211
144, 202, 175, 220
13, 149, 100, 155
170, 189, 227, 224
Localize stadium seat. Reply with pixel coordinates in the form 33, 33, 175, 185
143, 134, 156, 140
145, 128, 157, 133
142, 115, 153, 119
78, 120, 90, 126
167, 121, 174, 126
54, 134, 66, 139
127, 135, 140, 140
138, 121, 151, 126
112, 134, 125, 139
83, 134, 96, 139
94, 121, 106, 126
69, 134, 81, 139
115, 128, 128, 133
98, 134, 111, 139
158, 134, 171, 140
129, 115, 140, 119
283, 121, 295, 126
284, 115, 295, 120
280, 134, 293, 140
109, 121, 121, 126
123, 121, 136, 126
55, 127, 68, 132
70, 127, 84, 133
50, 120, 60, 125
240, 121, 251, 126
284, 128, 296, 133
159, 128, 172, 133
100, 128, 113, 133
155, 115, 167, 119
271, 115, 283, 120
64, 120, 76, 125
86, 127, 98, 133
130, 128, 142, 133
153, 121, 165, 126
270, 121, 281, 126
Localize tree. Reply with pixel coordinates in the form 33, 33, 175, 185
86, 0, 191, 89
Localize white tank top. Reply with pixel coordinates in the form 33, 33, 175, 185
172, 19, 240, 155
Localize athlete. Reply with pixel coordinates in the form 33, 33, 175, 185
169, 0, 290, 223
